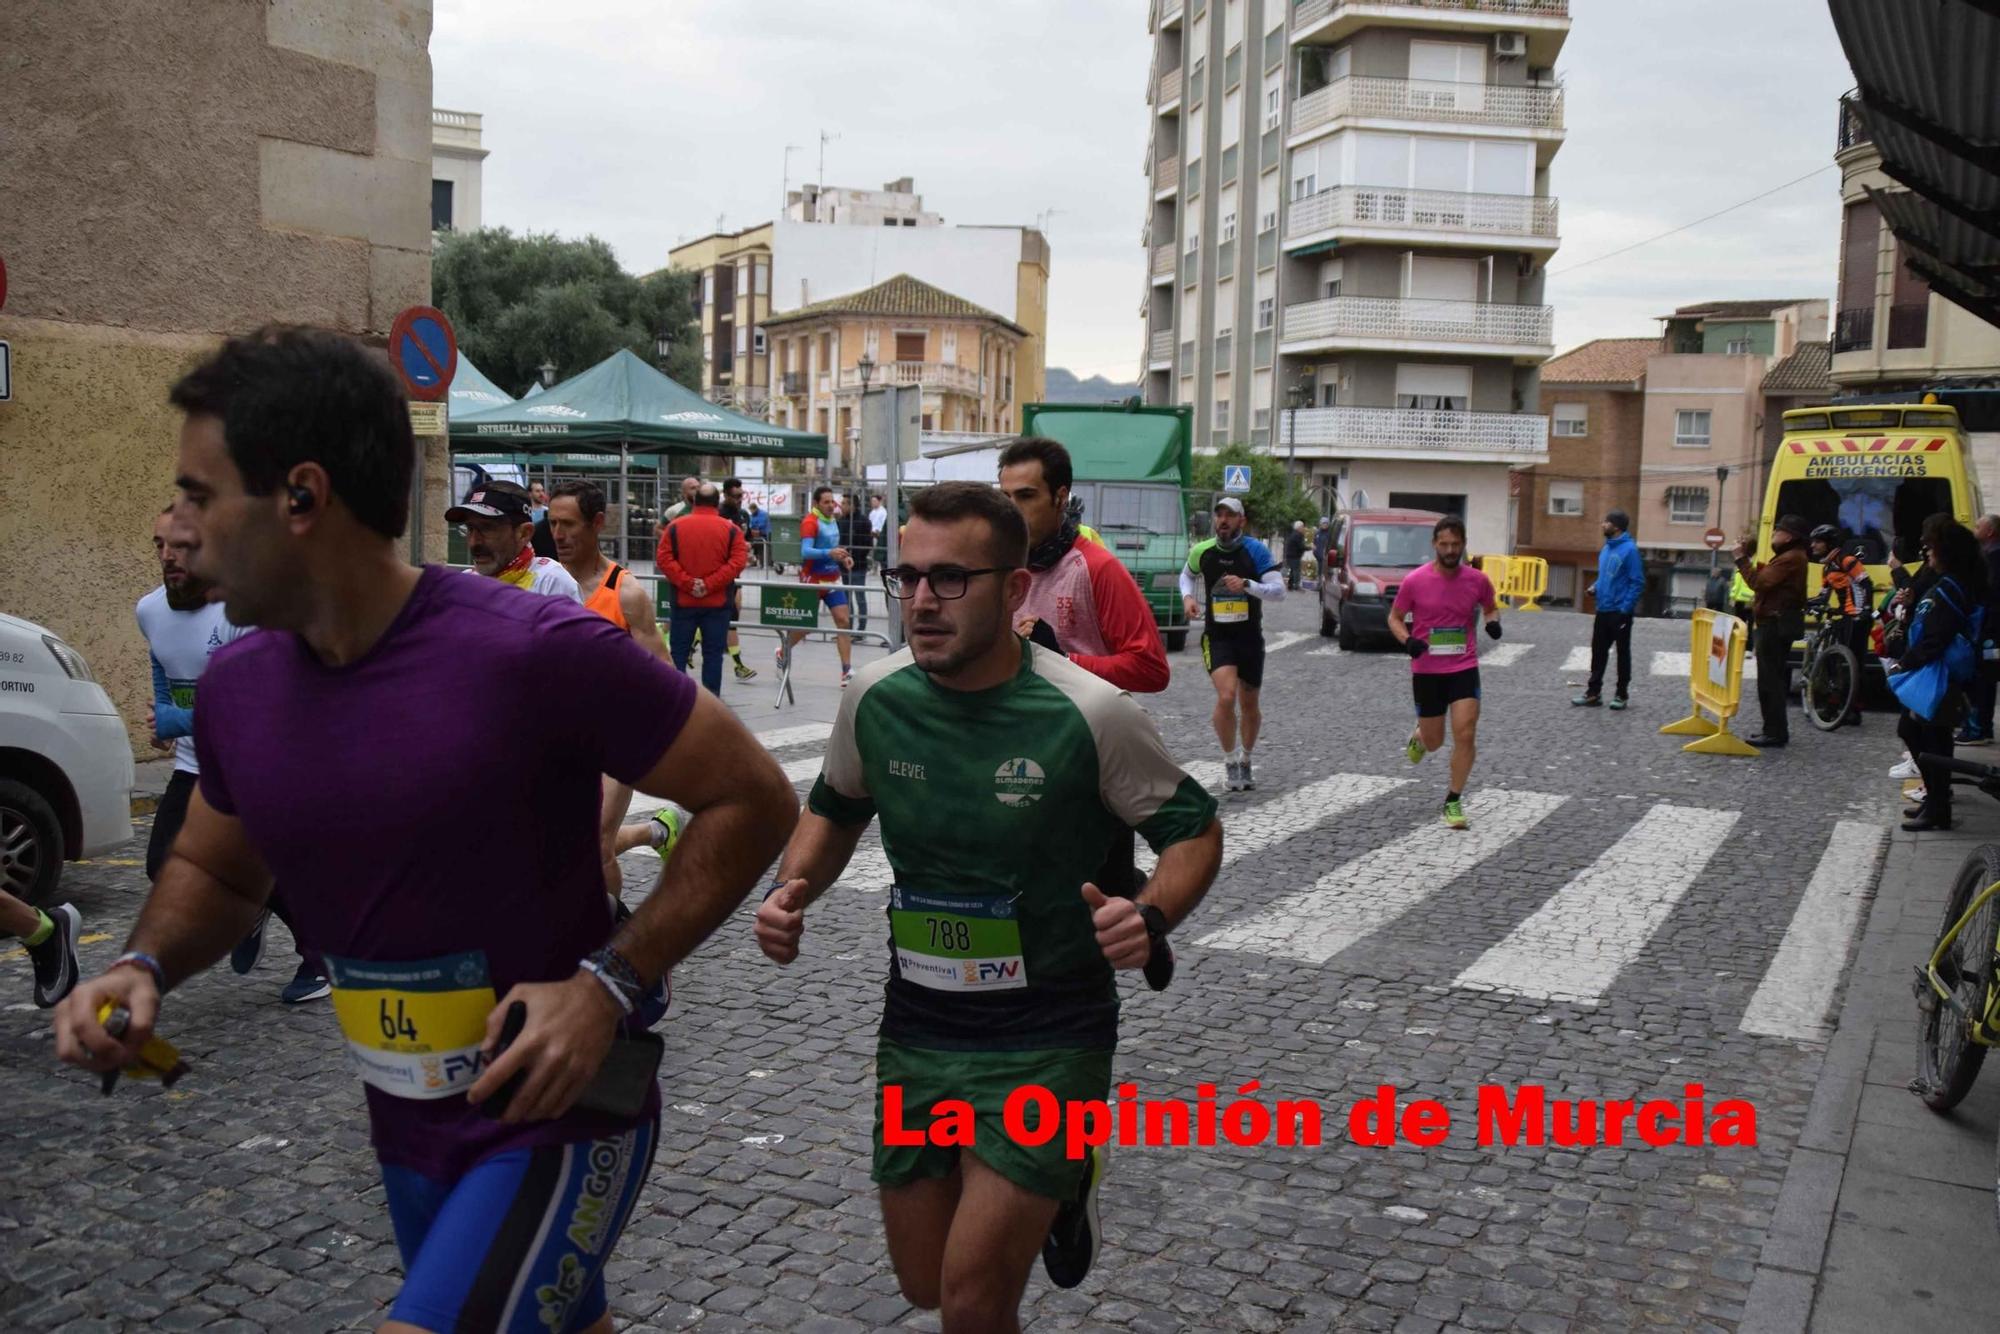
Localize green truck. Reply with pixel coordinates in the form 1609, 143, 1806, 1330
1019, 402, 1195, 653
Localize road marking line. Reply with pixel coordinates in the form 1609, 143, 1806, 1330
1480, 642, 1534, 668
1266, 631, 1316, 655
750, 722, 836, 751
0, 932, 113, 963
1452, 803, 1741, 1003
1140, 770, 1413, 876
1561, 647, 1756, 679
1738, 821, 1888, 1041
1198, 789, 1568, 962
1562, 647, 1590, 673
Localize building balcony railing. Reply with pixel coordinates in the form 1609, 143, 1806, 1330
1289, 404, 1549, 457
1291, 76, 1563, 139
1156, 67, 1184, 106
1152, 243, 1177, 281
1286, 185, 1558, 245
1837, 92, 1872, 154
1281, 295, 1554, 350
1153, 154, 1182, 195
838, 362, 984, 395
780, 371, 808, 396
1832, 306, 1875, 353
1149, 330, 1176, 365
1293, 0, 1569, 30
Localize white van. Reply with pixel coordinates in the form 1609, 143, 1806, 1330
0, 612, 134, 904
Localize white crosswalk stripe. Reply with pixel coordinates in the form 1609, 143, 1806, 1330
1266, 631, 1316, 655
1452, 803, 1741, 1003
1198, 789, 1568, 962
1738, 821, 1888, 1041
748, 722, 836, 752
1137, 770, 1410, 875
1559, 646, 1755, 679
1479, 642, 1534, 668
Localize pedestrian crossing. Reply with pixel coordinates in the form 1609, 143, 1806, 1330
1558, 647, 1757, 680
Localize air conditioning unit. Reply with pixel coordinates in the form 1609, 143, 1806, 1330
1495, 32, 1528, 58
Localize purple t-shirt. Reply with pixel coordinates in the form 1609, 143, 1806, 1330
1392, 563, 1495, 676
194, 565, 697, 1179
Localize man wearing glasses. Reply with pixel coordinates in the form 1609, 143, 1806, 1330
755, 481, 1221, 1325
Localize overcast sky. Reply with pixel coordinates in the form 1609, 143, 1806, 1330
434, 0, 1856, 381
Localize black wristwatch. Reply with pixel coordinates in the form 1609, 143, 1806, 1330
1137, 904, 1169, 955
1137, 904, 1174, 992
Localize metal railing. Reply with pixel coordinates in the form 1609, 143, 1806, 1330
1293, 0, 1568, 29
1157, 67, 1184, 105
1291, 76, 1563, 136
1152, 243, 1177, 278
1282, 295, 1554, 348
1149, 329, 1176, 364
780, 371, 807, 395
1289, 404, 1549, 456
1837, 92, 1872, 153
1285, 185, 1558, 243
1154, 154, 1181, 193
1833, 306, 1875, 353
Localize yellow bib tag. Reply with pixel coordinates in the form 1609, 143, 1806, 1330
1212, 596, 1250, 624
325, 952, 497, 1100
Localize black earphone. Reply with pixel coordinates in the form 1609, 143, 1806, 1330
288, 486, 315, 515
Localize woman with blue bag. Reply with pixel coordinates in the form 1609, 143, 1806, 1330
1892, 515, 1989, 831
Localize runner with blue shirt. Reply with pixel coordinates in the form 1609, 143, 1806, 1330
781, 485, 855, 687
1180, 497, 1284, 791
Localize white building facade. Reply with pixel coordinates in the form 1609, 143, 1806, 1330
430, 108, 486, 233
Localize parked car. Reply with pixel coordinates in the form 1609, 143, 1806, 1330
0, 612, 134, 905
1316, 508, 1444, 650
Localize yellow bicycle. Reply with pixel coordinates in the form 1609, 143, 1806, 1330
1912, 759, 2000, 1159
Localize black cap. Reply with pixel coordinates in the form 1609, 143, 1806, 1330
447, 481, 533, 524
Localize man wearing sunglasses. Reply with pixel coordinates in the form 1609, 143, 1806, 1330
756, 481, 1222, 1325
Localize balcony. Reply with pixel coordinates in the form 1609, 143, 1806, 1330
1292, 0, 1571, 63
1157, 67, 1184, 108
1158, 0, 1184, 26
1149, 330, 1176, 368
1152, 243, 1177, 284
1290, 76, 1563, 144
838, 362, 984, 395
1288, 404, 1549, 461
780, 371, 808, 396
1153, 154, 1182, 197
1280, 295, 1554, 356
1837, 91, 1872, 154
1833, 306, 1875, 353
1285, 185, 1558, 250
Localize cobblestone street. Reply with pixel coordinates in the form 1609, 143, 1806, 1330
1, 598, 1899, 1332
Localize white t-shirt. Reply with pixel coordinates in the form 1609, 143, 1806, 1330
134, 587, 250, 774
869, 505, 888, 536
463, 559, 582, 602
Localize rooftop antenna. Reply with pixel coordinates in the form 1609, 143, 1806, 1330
782, 144, 806, 212
818, 129, 840, 197
1036, 207, 1066, 236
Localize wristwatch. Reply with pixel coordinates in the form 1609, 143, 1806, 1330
1137, 904, 1175, 993
1137, 904, 1169, 958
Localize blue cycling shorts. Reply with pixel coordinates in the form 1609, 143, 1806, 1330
382, 1117, 657, 1333
819, 586, 850, 610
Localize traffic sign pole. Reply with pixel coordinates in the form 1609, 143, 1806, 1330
388, 306, 459, 567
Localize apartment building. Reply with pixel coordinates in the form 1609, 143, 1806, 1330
1140, 0, 1567, 554
1517, 338, 1652, 606
761, 274, 1026, 471
1831, 92, 2000, 395
431, 107, 486, 232
787, 176, 942, 227
670, 224, 776, 415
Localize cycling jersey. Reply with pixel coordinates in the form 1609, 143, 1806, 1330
1822, 550, 1874, 618
808, 640, 1216, 1052
1185, 537, 1280, 638
799, 510, 843, 584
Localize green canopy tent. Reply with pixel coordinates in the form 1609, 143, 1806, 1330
448, 354, 515, 416
448, 348, 828, 561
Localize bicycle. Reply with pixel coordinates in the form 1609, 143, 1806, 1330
1910, 754, 2000, 1228
1799, 600, 1864, 732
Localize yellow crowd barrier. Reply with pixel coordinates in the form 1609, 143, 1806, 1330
1471, 554, 1547, 611
1476, 554, 1513, 607
1659, 609, 1757, 757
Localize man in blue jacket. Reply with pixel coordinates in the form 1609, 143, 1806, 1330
1574, 509, 1645, 709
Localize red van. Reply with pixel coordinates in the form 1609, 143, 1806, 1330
1316, 508, 1445, 650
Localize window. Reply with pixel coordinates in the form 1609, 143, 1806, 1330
1547, 480, 1584, 516
1265, 87, 1280, 132
1291, 173, 1317, 200
895, 332, 926, 362
703, 272, 716, 306
1222, 212, 1237, 242
753, 263, 769, 296
736, 327, 747, 356
1725, 338, 1752, 355
753, 328, 767, 356
1674, 409, 1712, 447
1253, 407, 1271, 431
1394, 364, 1471, 412
1214, 398, 1231, 429
1257, 297, 1275, 330
1186, 230, 1201, 256
430, 179, 454, 231
1260, 209, 1277, 234
1667, 487, 1709, 525
1552, 403, 1588, 437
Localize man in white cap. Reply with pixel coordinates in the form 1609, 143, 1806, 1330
1180, 496, 1284, 791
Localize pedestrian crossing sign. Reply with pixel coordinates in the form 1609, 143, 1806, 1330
1223, 465, 1251, 494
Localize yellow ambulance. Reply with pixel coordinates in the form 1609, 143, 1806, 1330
1753, 402, 1984, 603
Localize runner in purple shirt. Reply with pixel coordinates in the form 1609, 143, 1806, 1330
54, 327, 798, 1334
1388, 514, 1502, 831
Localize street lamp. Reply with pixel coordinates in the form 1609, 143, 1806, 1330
538, 360, 557, 389
654, 329, 673, 370
857, 353, 876, 393
1285, 376, 1313, 482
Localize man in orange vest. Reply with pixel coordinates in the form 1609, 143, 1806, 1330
550, 479, 673, 901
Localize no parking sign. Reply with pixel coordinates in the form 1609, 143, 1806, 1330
388, 306, 457, 403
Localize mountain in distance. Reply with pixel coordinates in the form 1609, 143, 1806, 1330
1040, 366, 1141, 404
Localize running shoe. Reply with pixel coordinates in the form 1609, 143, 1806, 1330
1042, 1143, 1107, 1290
1240, 757, 1256, 791
1908, 786, 1928, 804
733, 658, 759, 681
1570, 694, 1602, 708
1404, 733, 1427, 765
281, 962, 330, 1004
841, 666, 854, 688
1442, 797, 1469, 830
230, 909, 271, 975
647, 803, 686, 855
1225, 760, 1244, 792
1955, 727, 1992, 747
28, 903, 81, 1009
1888, 756, 1920, 780
1608, 696, 1629, 712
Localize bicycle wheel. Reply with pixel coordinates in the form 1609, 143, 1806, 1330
1803, 643, 1860, 732
1798, 631, 1823, 707
1916, 845, 2000, 1112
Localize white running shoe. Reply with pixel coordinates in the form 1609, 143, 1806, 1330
1888, 756, 1920, 780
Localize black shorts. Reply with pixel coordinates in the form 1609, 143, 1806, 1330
1411, 667, 1482, 718
1201, 632, 1265, 689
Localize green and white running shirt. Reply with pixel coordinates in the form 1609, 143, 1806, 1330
809, 640, 1218, 1051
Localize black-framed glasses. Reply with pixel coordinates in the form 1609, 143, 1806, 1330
881, 565, 1011, 600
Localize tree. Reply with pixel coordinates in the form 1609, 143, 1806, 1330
1190, 442, 1320, 535
431, 228, 702, 398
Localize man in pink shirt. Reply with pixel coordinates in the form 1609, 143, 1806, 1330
1387, 515, 1502, 830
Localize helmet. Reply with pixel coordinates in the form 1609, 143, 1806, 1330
1809, 524, 1843, 547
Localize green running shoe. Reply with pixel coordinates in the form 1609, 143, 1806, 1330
1405, 733, 1427, 765
648, 803, 686, 855
1443, 797, 1468, 830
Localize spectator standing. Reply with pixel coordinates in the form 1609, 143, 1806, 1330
1959, 513, 2000, 745
745, 500, 772, 567
1733, 514, 1811, 748
1573, 509, 1645, 709
1283, 521, 1307, 590
662, 474, 701, 523
1896, 515, 1990, 830
658, 483, 750, 697
1313, 518, 1331, 579
840, 490, 876, 633
869, 493, 888, 545
714, 477, 758, 680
